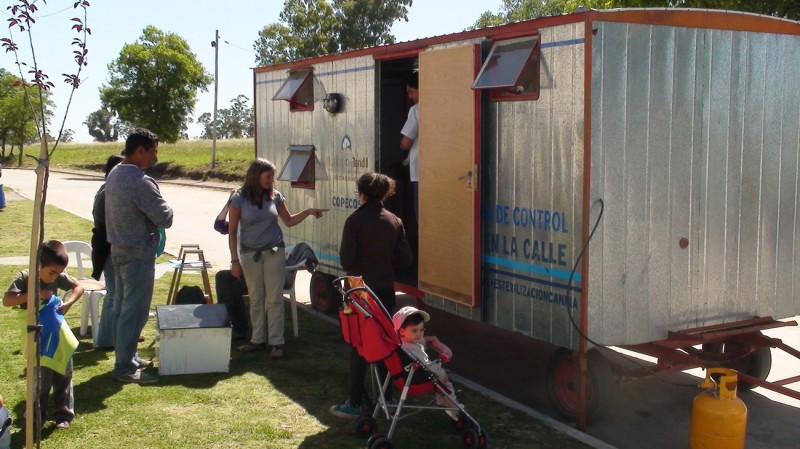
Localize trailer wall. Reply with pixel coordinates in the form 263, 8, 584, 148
589, 22, 800, 345
255, 56, 377, 274
425, 22, 587, 350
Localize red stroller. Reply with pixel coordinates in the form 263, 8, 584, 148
334, 276, 488, 449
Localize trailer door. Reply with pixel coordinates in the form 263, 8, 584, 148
418, 44, 481, 307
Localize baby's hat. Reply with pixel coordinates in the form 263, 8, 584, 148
392, 306, 430, 330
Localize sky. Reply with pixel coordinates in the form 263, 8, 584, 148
1, 0, 501, 143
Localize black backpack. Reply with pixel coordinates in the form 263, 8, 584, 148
174, 285, 206, 305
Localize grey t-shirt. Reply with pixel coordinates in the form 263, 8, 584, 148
7, 270, 78, 309
231, 189, 285, 250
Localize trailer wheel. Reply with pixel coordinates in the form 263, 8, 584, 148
703, 338, 772, 390
547, 349, 615, 424
309, 272, 339, 314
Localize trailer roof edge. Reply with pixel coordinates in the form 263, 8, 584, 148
253, 8, 800, 74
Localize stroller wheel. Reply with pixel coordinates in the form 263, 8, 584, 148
451, 412, 471, 432
477, 428, 489, 447
461, 427, 479, 449
367, 434, 393, 449
355, 415, 378, 438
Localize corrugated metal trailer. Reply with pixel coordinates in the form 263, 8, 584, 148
253, 8, 800, 427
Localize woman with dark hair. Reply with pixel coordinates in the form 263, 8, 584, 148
228, 158, 326, 358
331, 172, 413, 418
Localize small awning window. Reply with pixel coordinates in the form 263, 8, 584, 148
472, 35, 540, 100
272, 69, 314, 111
277, 144, 329, 189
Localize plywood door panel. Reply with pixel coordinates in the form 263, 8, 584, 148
418, 44, 479, 306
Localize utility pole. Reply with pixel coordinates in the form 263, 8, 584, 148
211, 29, 219, 168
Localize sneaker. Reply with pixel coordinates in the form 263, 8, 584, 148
270, 346, 284, 359
445, 409, 460, 421
55, 421, 71, 430
113, 371, 159, 384
329, 400, 361, 419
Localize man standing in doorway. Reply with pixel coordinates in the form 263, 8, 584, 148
105, 128, 173, 384
400, 72, 420, 219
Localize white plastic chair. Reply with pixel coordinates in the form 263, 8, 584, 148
283, 258, 303, 338
62, 241, 106, 346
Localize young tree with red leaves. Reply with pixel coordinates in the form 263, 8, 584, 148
1, 2, 89, 447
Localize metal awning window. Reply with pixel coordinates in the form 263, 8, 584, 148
277, 144, 329, 189
272, 68, 314, 111
472, 35, 540, 101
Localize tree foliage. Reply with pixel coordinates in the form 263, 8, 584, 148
100, 26, 212, 143
0, 69, 52, 157
617, 1, 799, 20
334, 0, 413, 51
254, 0, 412, 65
254, 0, 337, 65
83, 108, 120, 142
197, 95, 254, 139
60, 128, 74, 142
2, 0, 89, 157
468, 0, 799, 28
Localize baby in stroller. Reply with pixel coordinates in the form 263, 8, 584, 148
392, 306, 460, 420
334, 277, 487, 448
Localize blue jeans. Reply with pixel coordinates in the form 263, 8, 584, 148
111, 254, 155, 378
94, 256, 116, 348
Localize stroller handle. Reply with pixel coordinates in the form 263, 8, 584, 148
332, 276, 394, 321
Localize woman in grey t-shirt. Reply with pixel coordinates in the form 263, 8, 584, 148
228, 159, 326, 358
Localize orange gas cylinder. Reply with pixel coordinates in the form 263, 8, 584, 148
690, 368, 747, 449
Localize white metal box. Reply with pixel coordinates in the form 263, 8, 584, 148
156, 304, 231, 375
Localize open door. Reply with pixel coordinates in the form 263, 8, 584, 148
418, 45, 480, 306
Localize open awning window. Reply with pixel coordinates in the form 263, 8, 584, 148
277, 144, 329, 189
472, 35, 540, 100
272, 68, 314, 111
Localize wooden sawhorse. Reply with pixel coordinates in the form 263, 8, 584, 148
166, 244, 214, 305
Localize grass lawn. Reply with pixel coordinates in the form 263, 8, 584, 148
0, 189, 592, 448
1, 138, 256, 182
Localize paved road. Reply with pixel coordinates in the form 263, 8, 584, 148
2, 167, 235, 269
4, 167, 800, 448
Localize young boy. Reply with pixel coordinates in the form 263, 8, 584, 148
3, 240, 84, 431
392, 306, 461, 420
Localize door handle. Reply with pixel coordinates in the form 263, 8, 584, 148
458, 165, 478, 190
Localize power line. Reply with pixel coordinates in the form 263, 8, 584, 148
219, 35, 257, 56
1, 3, 74, 18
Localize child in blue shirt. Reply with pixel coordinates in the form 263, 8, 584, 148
3, 240, 84, 431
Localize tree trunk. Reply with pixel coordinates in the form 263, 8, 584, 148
24, 137, 48, 448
